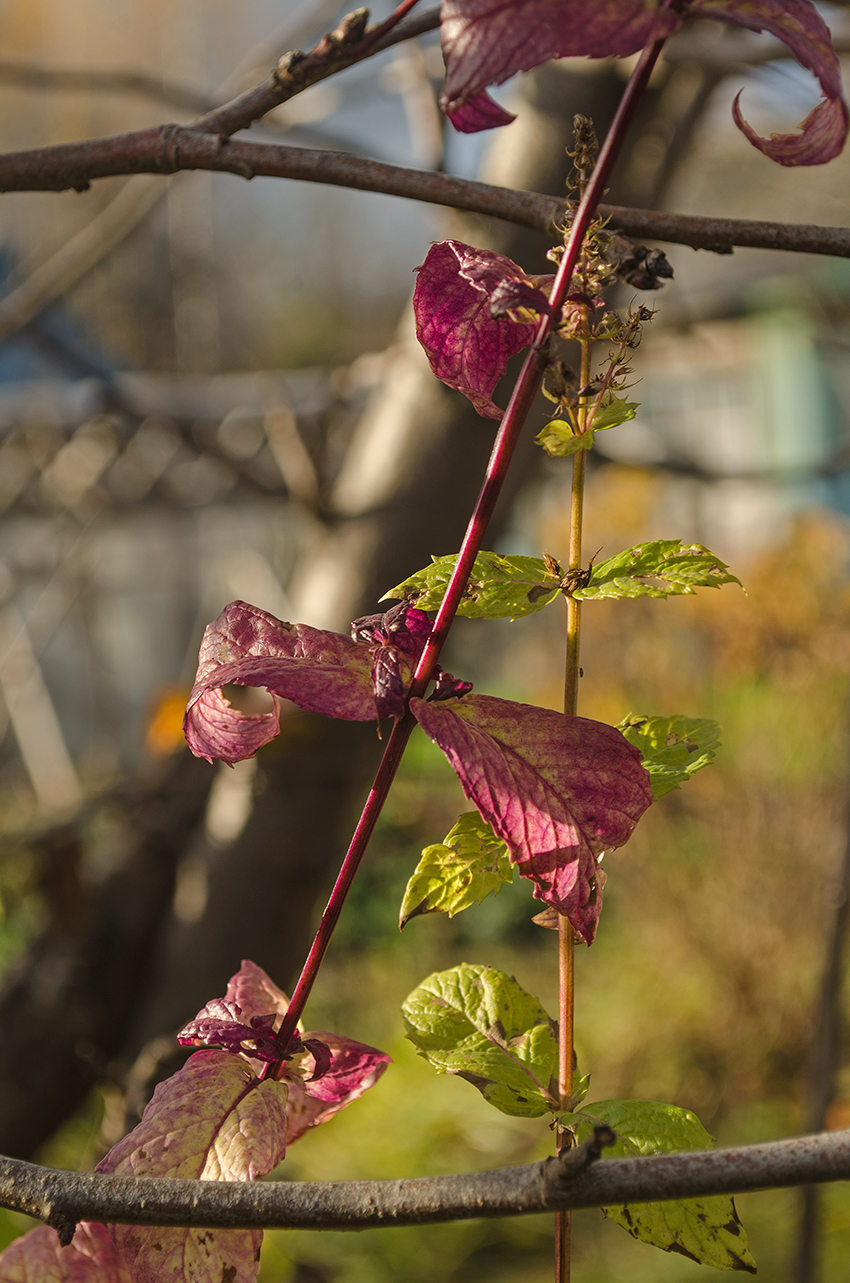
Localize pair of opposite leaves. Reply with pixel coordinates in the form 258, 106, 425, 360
0, 960, 391, 1283
438, 0, 847, 167
183, 600, 654, 945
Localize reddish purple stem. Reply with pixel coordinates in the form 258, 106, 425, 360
363, 0, 424, 49
274, 12, 675, 1052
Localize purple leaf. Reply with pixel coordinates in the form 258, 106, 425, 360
413, 241, 539, 419
489, 275, 555, 320
410, 693, 652, 943
221, 957, 290, 1023
438, 0, 847, 164
178, 1001, 281, 1061
690, 0, 849, 164
446, 88, 516, 132
97, 1049, 288, 1283
0, 1223, 133, 1283
184, 600, 379, 764
351, 603, 434, 718
285, 1033, 392, 1144
440, 0, 682, 131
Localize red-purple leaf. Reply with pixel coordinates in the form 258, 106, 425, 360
690, 0, 849, 164
447, 88, 516, 132
413, 241, 539, 419
440, 0, 682, 132
97, 1049, 287, 1283
351, 603, 433, 718
184, 600, 378, 764
178, 1001, 281, 1061
410, 693, 652, 943
285, 1033, 392, 1144
176, 961, 390, 1146
0, 1223, 133, 1283
220, 957, 290, 1023
438, 0, 848, 163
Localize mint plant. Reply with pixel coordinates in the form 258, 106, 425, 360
0, 0, 847, 1280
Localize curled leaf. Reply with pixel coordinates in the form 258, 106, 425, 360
184, 600, 377, 764
439, 0, 846, 163
285, 1033, 392, 1144
410, 693, 652, 943
690, 0, 849, 165
184, 602, 464, 764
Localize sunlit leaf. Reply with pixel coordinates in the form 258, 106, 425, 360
184, 601, 457, 764
535, 421, 594, 458
399, 810, 513, 927
97, 1050, 288, 1283
618, 714, 722, 798
382, 550, 560, 619
589, 394, 640, 432
401, 963, 559, 1115
574, 539, 742, 601
410, 693, 652, 943
563, 1099, 756, 1272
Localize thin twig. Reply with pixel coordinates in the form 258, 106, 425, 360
190, 5, 441, 139
0, 130, 847, 258
1, 1130, 849, 1233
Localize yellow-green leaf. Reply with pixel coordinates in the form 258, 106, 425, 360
400, 811, 512, 927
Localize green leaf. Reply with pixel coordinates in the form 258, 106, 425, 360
535, 420, 595, 457
399, 812, 512, 928
401, 963, 559, 1116
574, 539, 742, 601
381, 551, 560, 619
535, 394, 639, 457
563, 1099, 756, 1273
617, 714, 722, 799
587, 393, 639, 432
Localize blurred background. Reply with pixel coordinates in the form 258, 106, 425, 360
0, 1, 848, 1280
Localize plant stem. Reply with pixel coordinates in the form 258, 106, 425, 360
554, 322, 591, 1281
274, 13, 673, 1054
361, 0, 423, 49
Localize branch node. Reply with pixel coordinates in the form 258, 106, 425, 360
333, 8, 371, 45
274, 50, 306, 84
47, 1213, 77, 1248
159, 124, 182, 174
544, 1124, 616, 1199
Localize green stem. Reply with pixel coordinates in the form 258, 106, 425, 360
555, 327, 592, 1282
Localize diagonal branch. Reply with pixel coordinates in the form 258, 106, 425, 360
0, 129, 847, 259
1, 1129, 849, 1234
191, 5, 441, 139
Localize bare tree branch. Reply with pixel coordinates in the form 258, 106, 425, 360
0, 129, 846, 258
191, 5, 441, 140
1, 1129, 849, 1235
